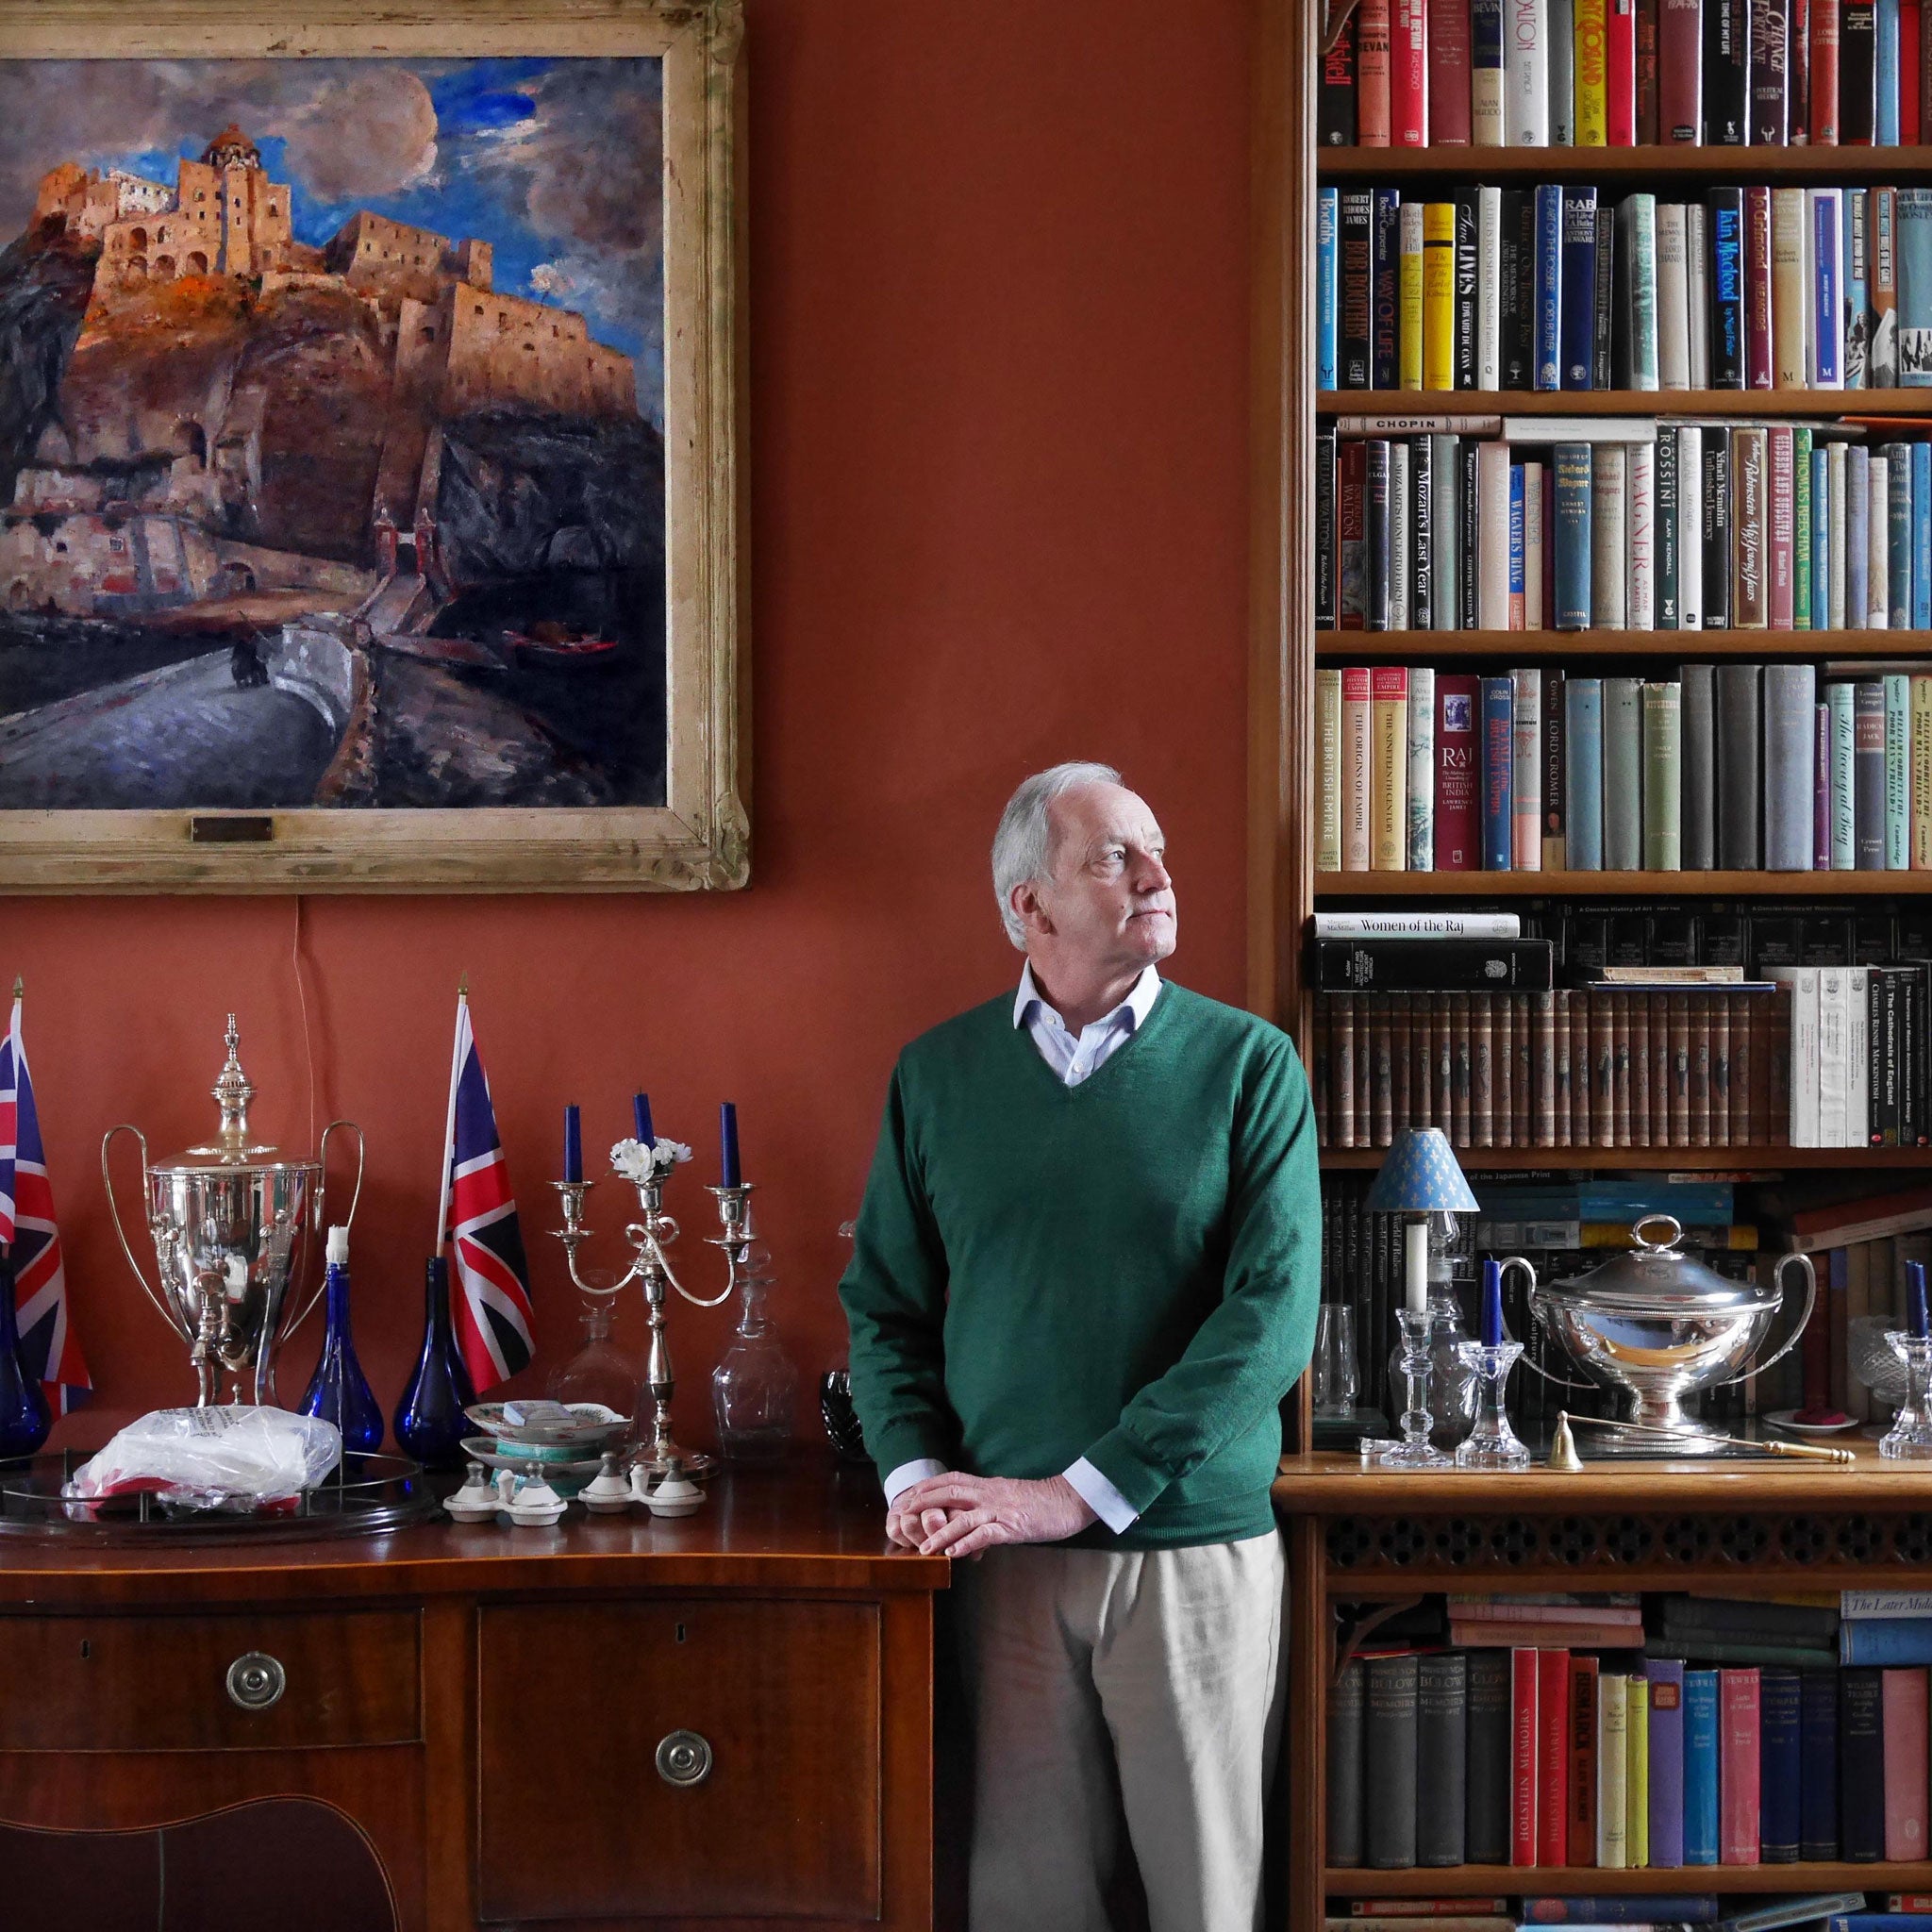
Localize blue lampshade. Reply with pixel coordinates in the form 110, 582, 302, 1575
1362, 1126, 1481, 1216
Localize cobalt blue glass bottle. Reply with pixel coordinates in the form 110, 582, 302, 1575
299, 1226, 384, 1456
0, 1250, 51, 1459
393, 1256, 475, 1471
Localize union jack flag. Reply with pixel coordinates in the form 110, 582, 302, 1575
0, 994, 91, 1415
437, 994, 534, 1393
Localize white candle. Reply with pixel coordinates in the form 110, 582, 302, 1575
1405, 1219, 1430, 1314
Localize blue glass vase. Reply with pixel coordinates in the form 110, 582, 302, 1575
393, 1257, 475, 1471
0, 1251, 51, 1459
299, 1250, 385, 1455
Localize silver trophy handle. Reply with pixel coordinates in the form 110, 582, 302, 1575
101, 1123, 185, 1340
1509, 1252, 1600, 1393
282, 1120, 366, 1342
1717, 1250, 1818, 1390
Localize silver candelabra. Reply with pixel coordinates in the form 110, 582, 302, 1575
549, 1165, 755, 1478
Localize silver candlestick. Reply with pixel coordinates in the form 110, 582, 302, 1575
549, 1164, 752, 1478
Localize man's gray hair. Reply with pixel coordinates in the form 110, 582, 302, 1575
991, 760, 1124, 949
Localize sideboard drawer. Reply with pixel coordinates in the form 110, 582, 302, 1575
477, 1597, 882, 1923
0, 1609, 421, 1752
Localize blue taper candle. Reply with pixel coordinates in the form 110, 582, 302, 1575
563, 1105, 582, 1184
632, 1091, 654, 1148
720, 1101, 741, 1188
1910, 1260, 1929, 1341
1481, 1257, 1503, 1347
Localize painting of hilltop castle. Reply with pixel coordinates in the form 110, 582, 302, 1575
0, 6, 744, 890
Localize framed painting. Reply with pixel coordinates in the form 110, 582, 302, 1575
0, 0, 745, 891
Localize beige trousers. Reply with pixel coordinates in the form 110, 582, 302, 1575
951, 1530, 1288, 1932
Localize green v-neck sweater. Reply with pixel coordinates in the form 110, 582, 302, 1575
838, 982, 1323, 1550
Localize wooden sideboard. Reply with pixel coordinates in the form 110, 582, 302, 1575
0, 1458, 947, 1932
1272, 1444, 1932, 1932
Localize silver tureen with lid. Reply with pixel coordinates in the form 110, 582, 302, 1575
103, 1016, 363, 1407
1518, 1214, 1816, 1449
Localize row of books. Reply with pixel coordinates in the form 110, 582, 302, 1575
1311, 905, 1932, 974
1311, 985, 1800, 1147
1321, 0, 1931, 149
1319, 187, 1930, 393
1317, 427, 1932, 634
1327, 1594, 1932, 1873
1314, 666, 1932, 874
1325, 1899, 1929, 1932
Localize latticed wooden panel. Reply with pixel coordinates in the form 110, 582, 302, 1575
1325, 1510, 1932, 1572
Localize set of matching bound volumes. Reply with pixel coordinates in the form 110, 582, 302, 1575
1315, 664, 1932, 875
1327, 1591, 1932, 1874
1311, 984, 1790, 1148
1319, 425, 1932, 634
1322, 0, 1932, 149
1319, 184, 1932, 393
1764, 960, 1932, 1141
1329, 1900, 1925, 1931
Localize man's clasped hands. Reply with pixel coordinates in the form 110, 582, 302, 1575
884, 1471, 1098, 1559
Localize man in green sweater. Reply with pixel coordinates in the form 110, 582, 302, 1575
839, 761, 1322, 1932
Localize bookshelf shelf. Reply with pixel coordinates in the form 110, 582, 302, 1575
1318, 145, 1932, 185
1315, 629, 1932, 660
1318, 389, 1932, 419
1317, 1145, 1932, 1172
1315, 869, 1925, 897
1324, 1862, 1932, 1894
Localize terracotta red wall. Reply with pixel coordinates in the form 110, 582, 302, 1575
7, 0, 1256, 1445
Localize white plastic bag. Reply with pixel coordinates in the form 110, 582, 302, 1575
66, 1407, 342, 1511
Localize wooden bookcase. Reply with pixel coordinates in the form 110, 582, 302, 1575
1271, 1447, 1932, 1930
1247, 4, 1932, 1926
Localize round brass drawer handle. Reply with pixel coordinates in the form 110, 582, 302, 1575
225, 1652, 286, 1712
655, 1728, 712, 1787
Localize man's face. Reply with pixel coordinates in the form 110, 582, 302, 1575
1025, 782, 1178, 974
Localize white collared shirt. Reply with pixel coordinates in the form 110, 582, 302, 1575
881, 964, 1162, 1536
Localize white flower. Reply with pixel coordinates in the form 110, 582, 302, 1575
609, 1136, 694, 1183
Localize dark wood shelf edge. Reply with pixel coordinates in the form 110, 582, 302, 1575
1316, 629, 1932, 658
1325, 1861, 1932, 1893
1317, 1145, 1930, 1170
1314, 869, 1932, 896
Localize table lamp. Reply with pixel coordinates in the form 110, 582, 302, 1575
1362, 1128, 1481, 1469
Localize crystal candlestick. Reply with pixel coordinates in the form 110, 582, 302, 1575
1370, 1306, 1453, 1468
1881, 1332, 1932, 1459
1454, 1340, 1532, 1470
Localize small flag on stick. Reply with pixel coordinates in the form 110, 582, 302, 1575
436, 987, 534, 1393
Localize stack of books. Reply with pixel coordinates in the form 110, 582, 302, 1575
1321, 0, 1926, 150
1325, 1591, 1932, 1874
1318, 186, 1929, 392
1319, 424, 1932, 634
1788, 1191, 1932, 1415
1314, 664, 1932, 875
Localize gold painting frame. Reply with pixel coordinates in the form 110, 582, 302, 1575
0, 0, 746, 892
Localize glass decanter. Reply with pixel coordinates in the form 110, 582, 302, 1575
299, 1231, 384, 1455
1881, 1332, 1932, 1459
820, 1221, 870, 1463
1383, 1214, 1477, 1449
393, 1257, 476, 1472
711, 1241, 799, 1463
547, 1298, 641, 1425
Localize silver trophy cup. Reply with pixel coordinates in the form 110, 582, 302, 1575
103, 1016, 363, 1407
